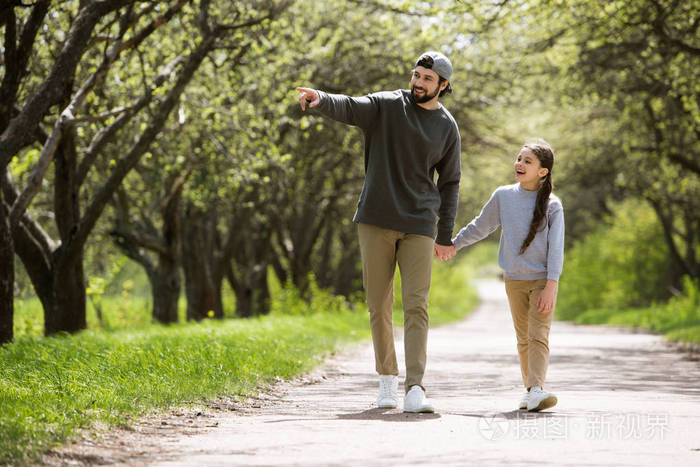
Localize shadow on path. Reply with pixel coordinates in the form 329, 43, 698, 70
336, 408, 441, 422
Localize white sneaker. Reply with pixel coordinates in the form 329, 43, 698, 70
403, 385, 435, 413
519, 390, 530, 410
527, 386, 557, 412
377, 375, 398, 408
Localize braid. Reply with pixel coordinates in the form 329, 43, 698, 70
519, 141, 555, 255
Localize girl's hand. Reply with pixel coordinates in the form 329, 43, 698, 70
537, 280, 558, 314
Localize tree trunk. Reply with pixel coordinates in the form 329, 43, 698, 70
150, 255, 181, 323
228, 262, 270, 318
254, 266, 271, 316
332, 223, 361, 298
270, 254, 288, 285
111, 229, 182, 325
227, 209, 273, 318
182, 207, 223, 320
0, 194, 14, 344
315, 220, 334, 290
45, 250, 87, 335
291, 256, 312, 297
231, 282, 253, 318
649, 198, 694, 283
333, 251, 360, 298
183, 259, 223, 321
45, 121, 87, 335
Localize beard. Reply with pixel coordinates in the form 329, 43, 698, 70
411, 84, 440, 103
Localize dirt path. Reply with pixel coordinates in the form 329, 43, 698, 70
48, 279, 700, 466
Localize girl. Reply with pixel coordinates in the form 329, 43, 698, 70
447, 140, 564, 412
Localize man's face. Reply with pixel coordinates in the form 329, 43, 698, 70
410, 66, 442, 103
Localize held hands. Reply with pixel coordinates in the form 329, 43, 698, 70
434, 243, 456, 262
537, 280, 558, 314
296, 87, 320, 111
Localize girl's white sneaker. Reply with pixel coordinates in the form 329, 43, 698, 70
527, 386, 558, 412
519, 390, 530, 410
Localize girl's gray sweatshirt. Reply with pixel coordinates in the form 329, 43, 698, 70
452, 183, 564, 281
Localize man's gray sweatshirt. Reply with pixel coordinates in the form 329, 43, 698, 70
452, 183, 565, 281
314, 89, 461, 245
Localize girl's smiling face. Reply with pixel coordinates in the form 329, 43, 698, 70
514, 148, 549, 190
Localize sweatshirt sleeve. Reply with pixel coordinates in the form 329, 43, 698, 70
313, 91, 380, 131
452, 189, 501, 250
434, 128, 461, 246
546, 203, 565, 281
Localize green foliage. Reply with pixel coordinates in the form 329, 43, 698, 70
556, 197, 699, 345
573, 276, 700, 344
270, 279, 364, 316
11, 298, 44, 339
557, 200, 672, 320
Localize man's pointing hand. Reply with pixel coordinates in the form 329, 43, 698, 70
296, 87, 320, 111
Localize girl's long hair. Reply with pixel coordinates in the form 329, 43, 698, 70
519, 141, 555, 255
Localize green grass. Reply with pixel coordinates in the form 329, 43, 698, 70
1, 313, 369, 464
666, 326, 700, 345
570, 276, 700, 345
2, 252, 482, 465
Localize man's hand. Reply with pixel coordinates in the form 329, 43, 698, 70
434, 243, 456, 262
296, 87, 320, 111
536, 280, 558, 314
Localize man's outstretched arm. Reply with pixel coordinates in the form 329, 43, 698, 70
294, 87, 379, 129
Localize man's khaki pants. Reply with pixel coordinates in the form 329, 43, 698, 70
358, 222, 434, 392
504, 278, 553, 389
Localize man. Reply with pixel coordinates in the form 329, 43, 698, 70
296, 51, 460, 413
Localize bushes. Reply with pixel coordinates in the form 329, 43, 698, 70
557, 199, 700, 344
557, 199, 673, 320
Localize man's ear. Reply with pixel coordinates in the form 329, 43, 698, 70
440, 80, 449, 92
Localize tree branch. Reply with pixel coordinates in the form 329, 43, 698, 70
70, 33, 219, 262
8, 108, 70, 228
68, 103, 138, 125
346, 0, 433, 17
65, 0, 191, 142
650, 0, 700, 56
110, 224, 170, 256
0, 0, 131, 170
2, 166, 56, 256
0, 1, 50, 130
76, 92, 151, 187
